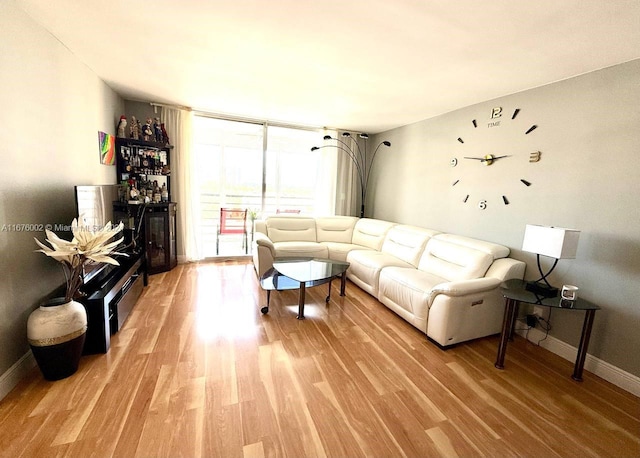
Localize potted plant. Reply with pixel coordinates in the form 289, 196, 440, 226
247, 208, 260, 222
28, 217, 125, 380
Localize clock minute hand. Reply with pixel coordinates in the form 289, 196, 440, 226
481, 155, 510, 162
463, 157, 485, 161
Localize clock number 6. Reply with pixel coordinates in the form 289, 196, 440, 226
478, 200, 487, 210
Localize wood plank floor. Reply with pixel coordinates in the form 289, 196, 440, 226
1, 260, 638, 457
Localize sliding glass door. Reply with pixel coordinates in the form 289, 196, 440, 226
193, 116, 334, 257
193, 117, 263, 256
264, 126, 335, 215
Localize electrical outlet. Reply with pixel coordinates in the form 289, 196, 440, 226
526, 314, 538, 328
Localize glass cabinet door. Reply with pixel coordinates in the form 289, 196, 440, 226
146, 212, 167, 271
169, 205, 177, 268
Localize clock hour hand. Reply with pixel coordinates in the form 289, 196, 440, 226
463, 157, 485, 161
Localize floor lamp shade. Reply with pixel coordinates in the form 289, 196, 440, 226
522, 225, 580, 259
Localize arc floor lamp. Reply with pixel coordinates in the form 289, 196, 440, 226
312, 132, 391, 218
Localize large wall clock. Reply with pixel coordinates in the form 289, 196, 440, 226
449, 106, 541, 210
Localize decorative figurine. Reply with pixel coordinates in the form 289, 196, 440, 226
130, 116, 141, 140
117, 115, 127, 138
161, 123, 170, 146
153, 117, 163, 143
142, 118, 153, 142
129, 185, 139, 202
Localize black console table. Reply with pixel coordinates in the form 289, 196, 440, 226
79, 251, 147, 354
495, 279, 600, 381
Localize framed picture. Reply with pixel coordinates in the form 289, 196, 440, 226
98, 131, 115, 165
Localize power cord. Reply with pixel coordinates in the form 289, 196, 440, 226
514, 315, 534, 340
535, 309, 552, 346
517, 310, 553, 346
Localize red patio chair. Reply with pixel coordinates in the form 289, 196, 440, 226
216, 208, 248, 255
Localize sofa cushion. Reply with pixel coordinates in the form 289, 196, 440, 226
273, 241, 328, 259
346, 250, 414, 297
416, 233, 510, 282
380, 225, 439, 266
351, 218, 395, 250
378, 266, 448, 328
254, 219, 267, 236
321, 242, 371, 262
433, 233, 510, 259
316, 216, 358, 243
266, 217, 317, 243
417, 238, 492, 281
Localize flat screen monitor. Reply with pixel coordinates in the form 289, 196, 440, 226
74, 184, 122, 284
74, 184, 120, 230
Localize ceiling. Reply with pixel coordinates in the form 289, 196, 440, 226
16, 0, 640, 134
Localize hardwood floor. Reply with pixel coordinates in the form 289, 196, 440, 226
1, 260, 638, 457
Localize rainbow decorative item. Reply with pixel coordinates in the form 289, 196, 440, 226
98, 131, 115, 165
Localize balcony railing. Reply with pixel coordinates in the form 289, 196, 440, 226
199, 193, 314, 257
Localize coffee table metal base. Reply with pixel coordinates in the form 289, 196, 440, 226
259, 258, 349, 319
261, 272, 346, 319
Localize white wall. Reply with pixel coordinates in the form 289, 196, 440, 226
369, 60, 640, 377
0, 2, 124, 386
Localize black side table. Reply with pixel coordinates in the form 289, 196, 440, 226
495, 279, 601, 381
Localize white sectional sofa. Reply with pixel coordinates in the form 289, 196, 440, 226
253, 215, 525, 347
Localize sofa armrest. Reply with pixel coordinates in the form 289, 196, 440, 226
485, 257, 526, 281
254, 231, 275, 257
426, 277, 507, 346
429, 277, 501, 301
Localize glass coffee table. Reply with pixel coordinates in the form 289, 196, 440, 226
259, 257, 350, 320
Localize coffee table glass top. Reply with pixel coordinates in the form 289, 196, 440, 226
260, 257, 349, 290
275, 257, 349, 282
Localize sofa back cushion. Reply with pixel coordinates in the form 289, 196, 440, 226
380, 225, 439, 266
351, 218, 395, 250
254, 219, 267, 236
265, 216, 317, 243
316, 216, 359, 243
418, 234, 509, 281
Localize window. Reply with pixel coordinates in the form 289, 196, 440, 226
264, 126, 335, 215
192, 116, 334, 257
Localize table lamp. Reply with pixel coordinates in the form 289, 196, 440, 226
521, 224, 580, 297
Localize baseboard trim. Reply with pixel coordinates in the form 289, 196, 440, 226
0, 351, 36, 401
516, 326, 640, 397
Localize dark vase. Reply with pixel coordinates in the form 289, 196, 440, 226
27, 297, 87, 381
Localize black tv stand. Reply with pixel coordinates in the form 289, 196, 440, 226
79, 251, 147, 354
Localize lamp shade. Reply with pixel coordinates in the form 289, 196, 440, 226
522, 224, 580, 259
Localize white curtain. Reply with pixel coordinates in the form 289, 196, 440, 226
314, 128, 338, 215
334, 131, 360, 216
161, 107, 202, 262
